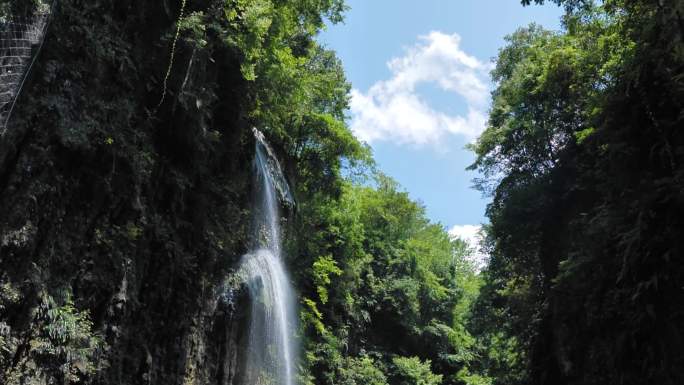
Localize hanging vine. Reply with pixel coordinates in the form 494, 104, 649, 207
157, 0, 188, 108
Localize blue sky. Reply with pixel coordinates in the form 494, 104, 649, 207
318, 0, 562, 248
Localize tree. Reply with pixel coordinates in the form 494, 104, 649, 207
294, 173, 485, 385
392, 356, 443, 385
469, 1, 684, 384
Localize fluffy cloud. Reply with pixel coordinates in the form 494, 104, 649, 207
448, 224, 488, 270
350, 31, 491, 146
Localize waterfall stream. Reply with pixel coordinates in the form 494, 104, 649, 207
239, 129, 296, 385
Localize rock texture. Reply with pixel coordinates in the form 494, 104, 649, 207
0, 1, 257, 383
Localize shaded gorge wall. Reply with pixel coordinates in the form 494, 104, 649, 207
0, 0, 272, 383
0, 0, 353, 383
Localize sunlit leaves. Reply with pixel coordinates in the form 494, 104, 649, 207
392, 356, 443, 385
313, 255, 342, 304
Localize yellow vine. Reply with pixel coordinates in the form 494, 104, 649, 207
157, 0, 188, 108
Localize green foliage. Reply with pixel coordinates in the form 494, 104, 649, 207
456, 367, 492, 385
301, 297, 326, 335
1, 287, 104, 384
470, 1, 684, 384
392, 356, 443, 385
31, 290, 105, 382
338, 356, 388, 385
312, 255, 342, 304
293, 173, 485, 385
224, 0, 345, 77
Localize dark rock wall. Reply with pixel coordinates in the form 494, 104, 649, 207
0, 1, 255, 384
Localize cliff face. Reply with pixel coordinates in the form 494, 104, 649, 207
0, 1, 256, 383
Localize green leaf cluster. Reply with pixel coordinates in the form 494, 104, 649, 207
468, 1, 684, 384
292, 173, 487, 385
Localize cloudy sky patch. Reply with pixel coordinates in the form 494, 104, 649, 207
449, 224, 488, 270
349, 31, 492, 147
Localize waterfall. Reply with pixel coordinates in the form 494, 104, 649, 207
239, 128, 296, 385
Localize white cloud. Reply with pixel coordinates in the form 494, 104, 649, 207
350, 31, 491, 146
449, 224, 488, 270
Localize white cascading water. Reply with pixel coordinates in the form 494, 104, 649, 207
239, 128, 296, 385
